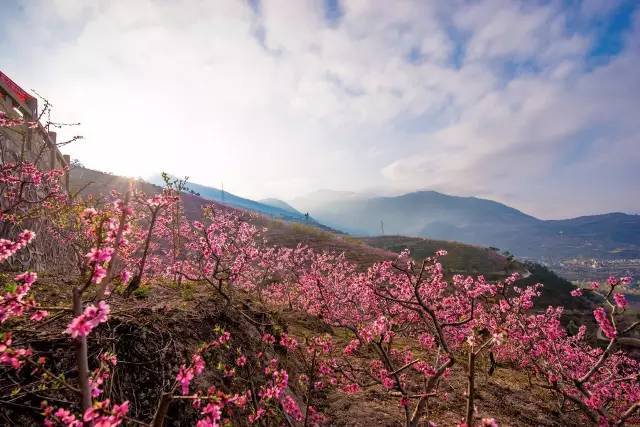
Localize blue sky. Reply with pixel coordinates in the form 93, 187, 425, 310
1, 0, 639, 218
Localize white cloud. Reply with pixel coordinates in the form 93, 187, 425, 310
2, 0, 638, 218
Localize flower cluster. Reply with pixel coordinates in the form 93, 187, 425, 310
65, 301, 111, 338
0, 229, 35, 262
0, 161, 66, 223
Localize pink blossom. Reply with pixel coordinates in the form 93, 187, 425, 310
613, 293, 628, 310
89, 376, 105, 397
177, 366, 195, 394
200, 403, 222, 424
192, 354, 206, 375
593, 307, 616, 339
261, 333, 276, 345
382, 375, 395, 389
343, 339, 360, 356
419, 333, 435, 349
92, 265, 108, 284
570, 288, 583, 297
86, 247, 114, 264
82, 399, 128, 426
217, 331, 231, 345
53, 408, 81, 426
236, 355, 247, 367
112, 401, 129, 418
0, 230, 36, 261
279, 333, 298, 351
30, 310, 49, 321
15, 271, 38, 286
120, 270, 132, 284
342, 383, 360, 394
281, 395, 303, 421
65, 301, 111, 338
100, 352, 118, 366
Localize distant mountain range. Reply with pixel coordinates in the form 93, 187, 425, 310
143, 175, 640, 262
147, 175, 326, 228
287, 190, 640, 261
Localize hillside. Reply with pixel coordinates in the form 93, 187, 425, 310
293, 190, 640, 262
70, 167, 589, 305
362, 235, 591, 310
259, 198, 303, 216
3, 273, 587, 426
3, 164, 634, 427
147, 174, 327, 228
69, 167, 391, 266
70, 168, 543, 277
362, 236, 512, 279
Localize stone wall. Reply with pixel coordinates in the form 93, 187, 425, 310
1, 71, 73, 273
0, 70, 69, 179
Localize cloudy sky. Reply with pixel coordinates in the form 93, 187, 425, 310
1, 0, 639, 218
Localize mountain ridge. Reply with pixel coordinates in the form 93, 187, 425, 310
286, 189, 640, 261
147, 174, 327, 228
258, 198, 303, 216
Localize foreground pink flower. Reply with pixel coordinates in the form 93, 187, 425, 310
593, 307, 616, 339
65, 301, 111, 338
281, 395, 303, 421
0, 272, 39, 323
86, 247, 114, 264
613, 293, 628, 310
92, 265, 108, 284
176, 366, 195, 395
30, 310, 49, 321
279, 333, 298, 351
83, 399, 129, 426
0, 229, 36, 262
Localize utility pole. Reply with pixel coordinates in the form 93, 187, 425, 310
221, 181, 225, 203
380, 219, 385, 235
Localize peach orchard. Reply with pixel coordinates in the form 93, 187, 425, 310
1, 111, 639, 426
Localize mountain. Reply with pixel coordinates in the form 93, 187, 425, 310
146, 174, 326, 227
259, 198, 303, 216
292, 190, 537, 238
291, 190, 640, 261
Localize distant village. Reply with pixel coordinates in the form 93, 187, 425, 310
548, 257, 640, 287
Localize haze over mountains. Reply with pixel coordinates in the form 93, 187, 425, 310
258, 198, 303, 216
147, 175, 640, 262
289, 190, 640, 261
147, 174, 327, 228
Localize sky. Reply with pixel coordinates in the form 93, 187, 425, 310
1, 0, 639, 219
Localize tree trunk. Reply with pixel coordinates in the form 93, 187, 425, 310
466, 350, 476, 426
72, 287, 92, 413
151, 392, 173, 427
